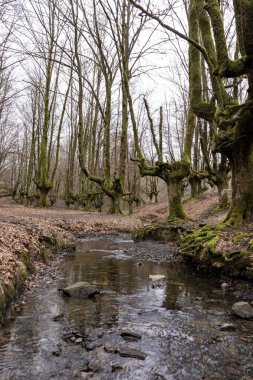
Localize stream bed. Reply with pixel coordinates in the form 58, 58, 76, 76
1, 234, 253, 380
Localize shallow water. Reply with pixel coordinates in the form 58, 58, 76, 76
1, 235, 253, 379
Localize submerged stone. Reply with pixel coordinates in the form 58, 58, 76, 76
119, 348, 147, 360
63, 281, 98, 298
120, 330, 142, 341
148, 274, 165, 281
232, 301, 253, 319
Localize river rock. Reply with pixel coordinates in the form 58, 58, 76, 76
111, 363, 123, 372
149, 274, 165, 281
63, 282, 98, 298
120, 330, 142, 341
119, 348, 147, 360
219, 323, 236, 331
232, 301, 253, 319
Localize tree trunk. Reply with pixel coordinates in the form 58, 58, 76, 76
38, 187, 51, 208
217, 180, 229, 209
167, 179, 186, 221
225, 138, 253, 224
189, 176, 201, 198
109, 195, 122, 215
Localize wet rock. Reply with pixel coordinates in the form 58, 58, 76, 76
52, 349, 62, 357
52, 313, 64, 322
86, 332, 97, 342
138, 308, 158, 316
83, 341, 100, 351
111, 363, 123, 372
63, 282, 98, 298
62, 332, 75, 341
219, 323, 236, 331
120, 330, 142, 341
104, 344, 118, 354
85, 360, 102, 373
119, 348, 147, 360
94, 328, 104, 338
79, 372, 93, 379
232, 301, 253, 319
221, 282, 232, 290
149, 274, 165, 281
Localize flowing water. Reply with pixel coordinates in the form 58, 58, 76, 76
1, 235, 253, 380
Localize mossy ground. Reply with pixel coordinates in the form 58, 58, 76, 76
134, 220, 253, 280
133, 221, 198, 242
179, 224, 253, 279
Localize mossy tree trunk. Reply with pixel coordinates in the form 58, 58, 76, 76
189, 176, 202, 198
129, 0, 253, 226
224, 112, 253, 224
205, 0, 253, 223
217, 179, 229, 209
167, 179, 186, 221
71, 0, 124, 214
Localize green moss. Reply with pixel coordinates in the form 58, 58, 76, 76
180, 224, 222, 260
205, 235, 220, 253
232, 232, 249, 243
248, 239, 253, 251
0, 292, 5, 321
41, 248, 51, 263
17, 252, 35, 273
215, 223, 227, 232
5, 282, 15, 303
134, 222, 185, 242
180, 220, 253, 279
134, 224, 159, 241
117, 227, 132, 233
0, 267, 28, 323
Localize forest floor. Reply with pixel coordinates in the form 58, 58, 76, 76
0, 191, 252, 321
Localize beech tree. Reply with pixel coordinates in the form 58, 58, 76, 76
130, 0, 253, 225
0, 0, 18, 190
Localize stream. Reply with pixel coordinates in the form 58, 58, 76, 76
1, 234, 253, 380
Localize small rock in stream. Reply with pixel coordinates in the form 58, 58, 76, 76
149, 274, 165, 281
120, 330, 142, 341
219, 323, 236, 331
104, 344, 118, 354
232, 301, 253, 319
62, 282, 98, 298
82, 341, 101, 351
52, 313, 64, 322
111, 363, 123, 372
119, 348, 147, 360
52, 349, 62, 357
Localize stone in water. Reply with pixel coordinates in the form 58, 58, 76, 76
63, 281, 98, 298
149, 274, 165, 281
